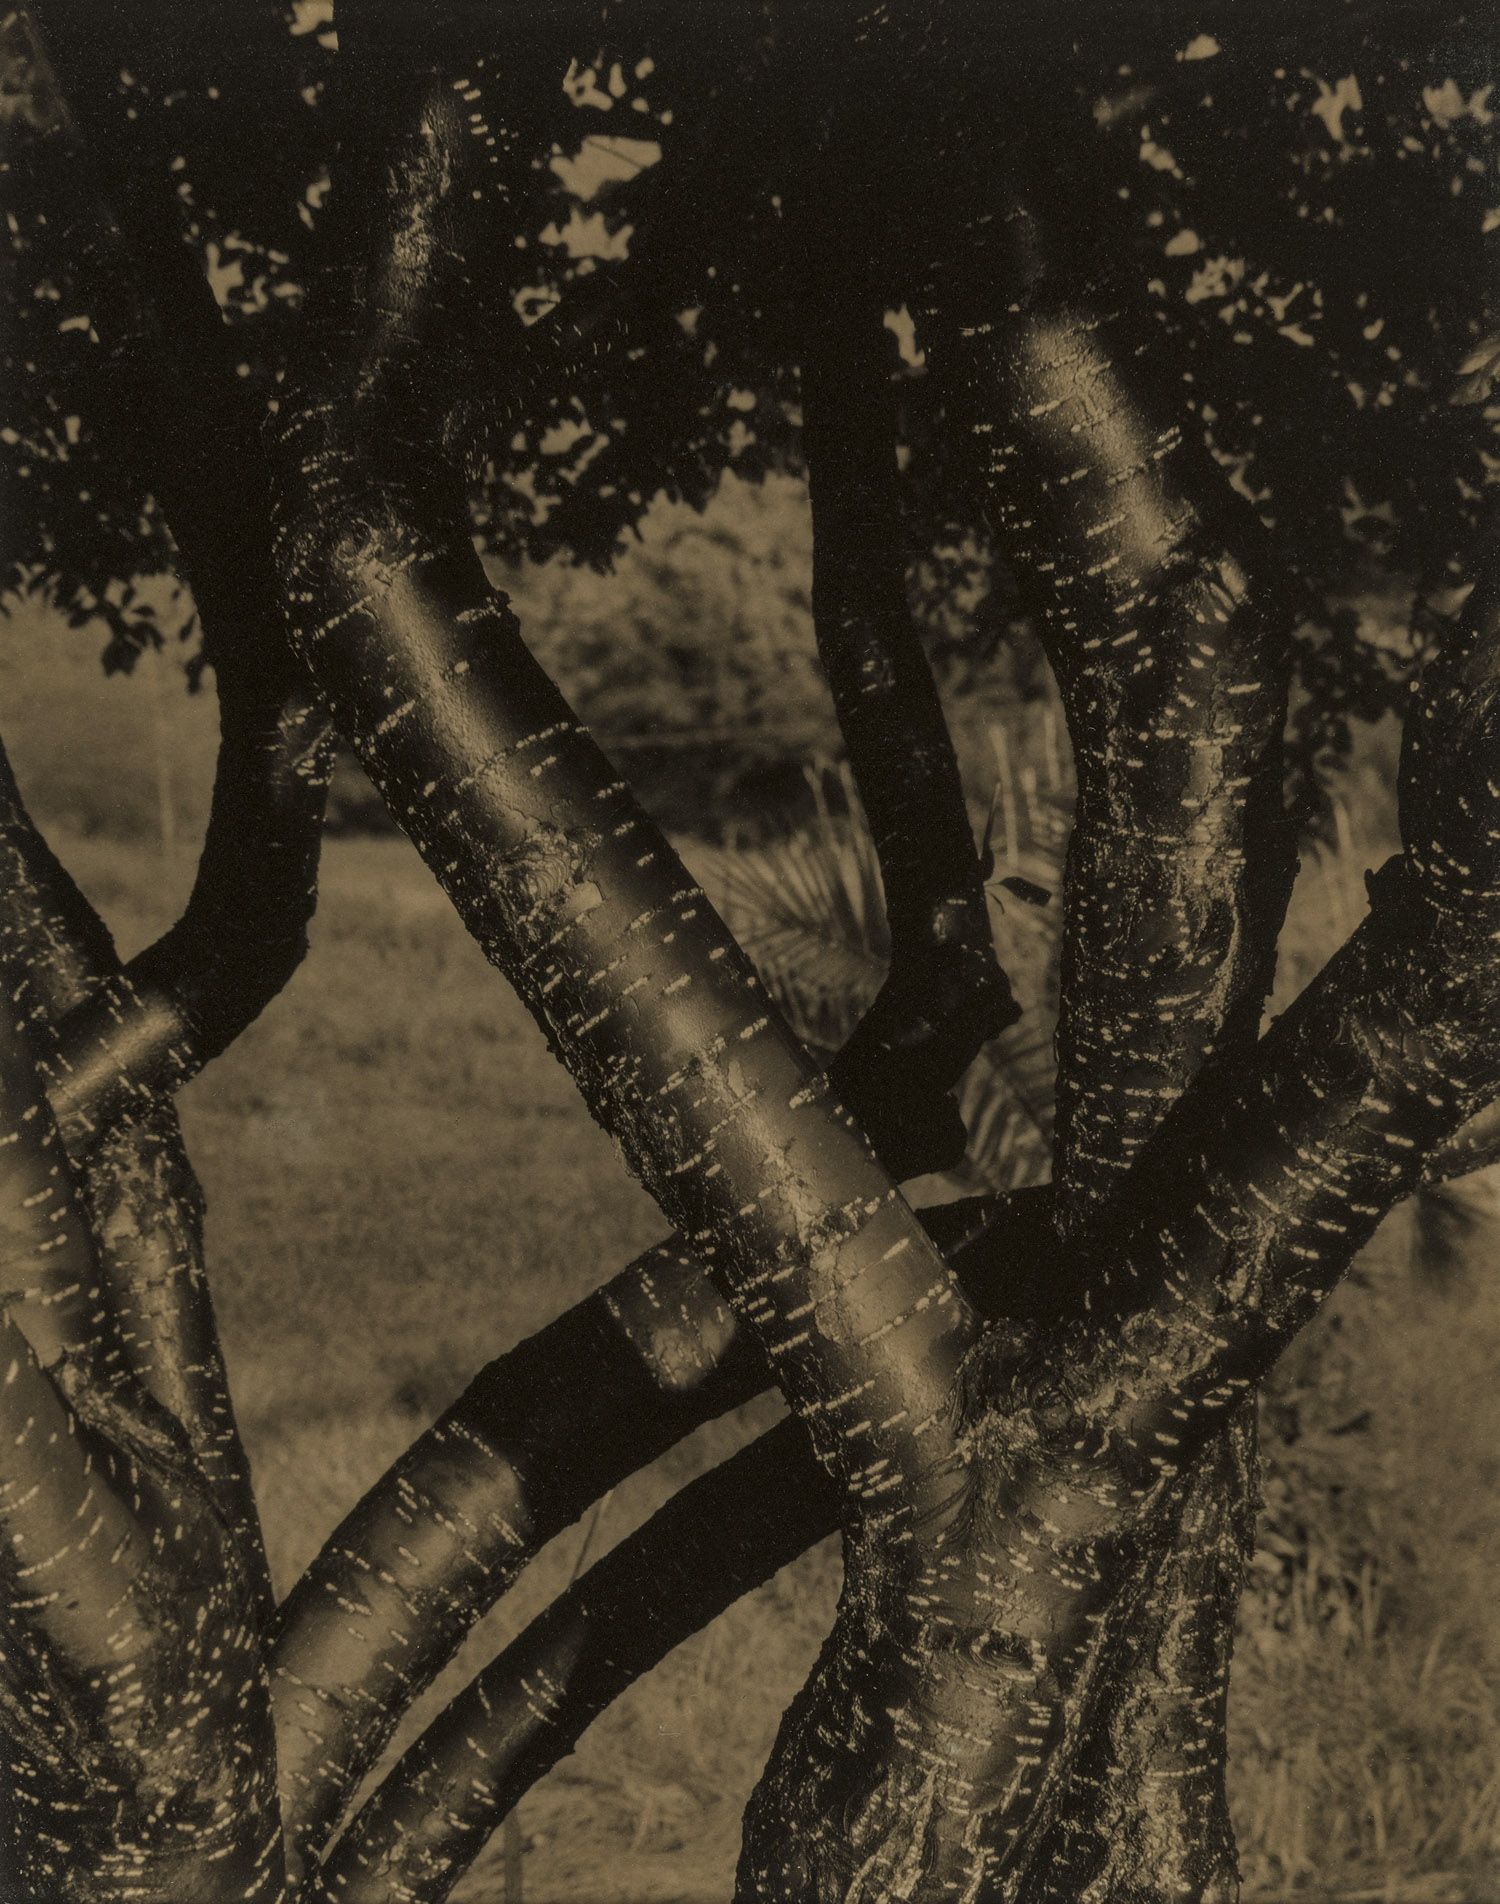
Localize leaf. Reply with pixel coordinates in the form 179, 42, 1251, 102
996, 874, 1051, 907
957, 1018, 1058, 1193
1451, 332, 1500, 407
976, 778, 1000, 882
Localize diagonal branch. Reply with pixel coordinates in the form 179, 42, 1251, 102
269, 1233, 763, 1876
290, 1192, 1045, 1899
272, 1187, 1032, 1878
312, 1416, 834, 1904
274, 423, 977, 1482
19, 4, 333, 1154
261, 45, 981, 1526
45, 664, 331, 1149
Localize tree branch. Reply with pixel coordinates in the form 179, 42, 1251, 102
269, 1234, 761, 1876
45, 668, 331, 1149
921, 197, 1298, 1230
992, 640, 1500, 1511
915, 152, 1301, 1899
272, 1188, 1032, 1878
287, 1190, 1050, 1899
788, 118, 1015, 1177
19, 5, 334, 1153
262, 53, 985, 1539
313, 1416, 834, 1904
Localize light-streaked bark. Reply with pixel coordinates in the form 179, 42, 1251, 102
6, 8, 1496, 1903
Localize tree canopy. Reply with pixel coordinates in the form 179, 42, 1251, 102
4, 2, 1494, 806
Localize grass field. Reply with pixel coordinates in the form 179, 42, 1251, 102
4, 611, 1498, 1901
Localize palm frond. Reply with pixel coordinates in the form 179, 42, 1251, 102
696, 763, 888, 1051
698, 732, 1073, 1193
957, 1019, 1057, 1192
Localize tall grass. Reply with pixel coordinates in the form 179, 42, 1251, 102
1239, 741, 1498, 1897
1234, 1232, 1500, 1899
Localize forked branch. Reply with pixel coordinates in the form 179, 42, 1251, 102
0, 793, 282, 1895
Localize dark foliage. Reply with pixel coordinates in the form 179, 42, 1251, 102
3, 3, 1493, 820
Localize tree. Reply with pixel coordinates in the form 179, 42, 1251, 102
0, 2, 1496, 1900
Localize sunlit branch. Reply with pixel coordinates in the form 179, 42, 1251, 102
272, 1191, 1031, 1877
266, 58, 984, 1534
917, 155, 1301, 1895
313, 1416, 833, 1904
923, 199, 1298, 1229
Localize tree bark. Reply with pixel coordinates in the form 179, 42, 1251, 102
791, 111, 1016, 1175
8, 11, 1498, 1903
912, 149, 1298, 1898
0, 761, 284, 1900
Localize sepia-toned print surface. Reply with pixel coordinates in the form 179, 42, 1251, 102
1, 3, 1497, 1900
